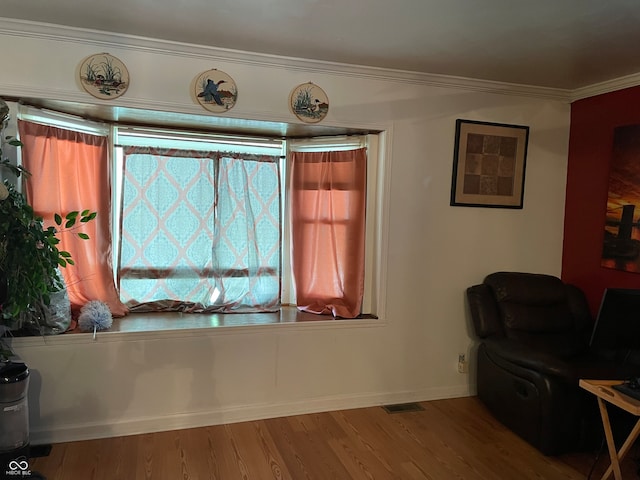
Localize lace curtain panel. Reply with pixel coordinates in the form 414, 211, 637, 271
119, 147, 281, 313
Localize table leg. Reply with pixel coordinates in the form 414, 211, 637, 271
599, 399, 640, 480
598, 397, 623, 480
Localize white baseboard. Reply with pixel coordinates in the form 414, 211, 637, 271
29, 384, 473, 445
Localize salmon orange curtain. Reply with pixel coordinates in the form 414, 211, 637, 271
18, 121, 128, 317
290, 148, 367, 318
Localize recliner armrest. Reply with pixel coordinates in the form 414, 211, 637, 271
483, 337, 577, 382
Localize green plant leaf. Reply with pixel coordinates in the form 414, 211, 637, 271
1, 177, 97, 326
77, 233, 89, 240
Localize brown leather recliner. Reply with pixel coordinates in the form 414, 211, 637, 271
467, 272, 632, 455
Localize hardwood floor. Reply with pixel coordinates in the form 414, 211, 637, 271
25, 396, 640, 479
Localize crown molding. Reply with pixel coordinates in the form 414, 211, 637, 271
569, 72, 640, 103
0, 17, 571, 102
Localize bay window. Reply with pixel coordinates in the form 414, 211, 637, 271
14, 104, 381, 326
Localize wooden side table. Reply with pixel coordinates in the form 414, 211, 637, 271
579, 379, 640, 480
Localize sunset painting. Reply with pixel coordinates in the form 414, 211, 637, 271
602, 124, 640, 272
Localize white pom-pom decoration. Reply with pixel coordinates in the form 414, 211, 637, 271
78, 301, 112, 338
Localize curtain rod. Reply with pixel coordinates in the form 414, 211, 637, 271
11, 98, 376, 141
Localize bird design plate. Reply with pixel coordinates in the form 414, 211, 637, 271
193, 69, 238, 113
78, 53, 129, 100
290, 82, 329, 123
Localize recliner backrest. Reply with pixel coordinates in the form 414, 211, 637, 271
469, 272, 593, 358
485, 272, 573, 333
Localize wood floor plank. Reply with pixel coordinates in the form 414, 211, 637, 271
224, 420, 290, 479
262, 416, 318, 480
134, 432, 155, 480
202, 425, 247, 480
28, 396, 637, 479
283, 413, 354, 479
329, 408, 414, 479
93, 434, 139, 480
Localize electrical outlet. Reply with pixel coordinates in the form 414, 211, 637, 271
457, 354, 468, 373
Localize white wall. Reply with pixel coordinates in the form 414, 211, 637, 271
0, 19, 571, 444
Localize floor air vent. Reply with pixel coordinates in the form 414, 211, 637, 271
382, 402, 424, 414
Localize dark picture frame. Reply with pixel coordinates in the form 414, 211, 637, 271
450, 119, 529, 208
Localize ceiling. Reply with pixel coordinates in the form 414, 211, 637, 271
4, 1, 640, 137
3, 0, 640, 91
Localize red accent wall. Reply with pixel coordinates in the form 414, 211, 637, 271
562, 85, 640, 315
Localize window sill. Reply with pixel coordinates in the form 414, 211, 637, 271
8, 307, 381, 347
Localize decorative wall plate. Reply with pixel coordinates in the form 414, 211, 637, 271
289, 82, 329, 123
78, 53, 129, 100
193, 69, 238, 113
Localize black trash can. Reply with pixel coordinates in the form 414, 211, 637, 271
0, 361, 30, 476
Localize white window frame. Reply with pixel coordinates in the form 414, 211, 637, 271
112, 126, 286, 301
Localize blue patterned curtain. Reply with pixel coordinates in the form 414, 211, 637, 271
118, 147, 281, 312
